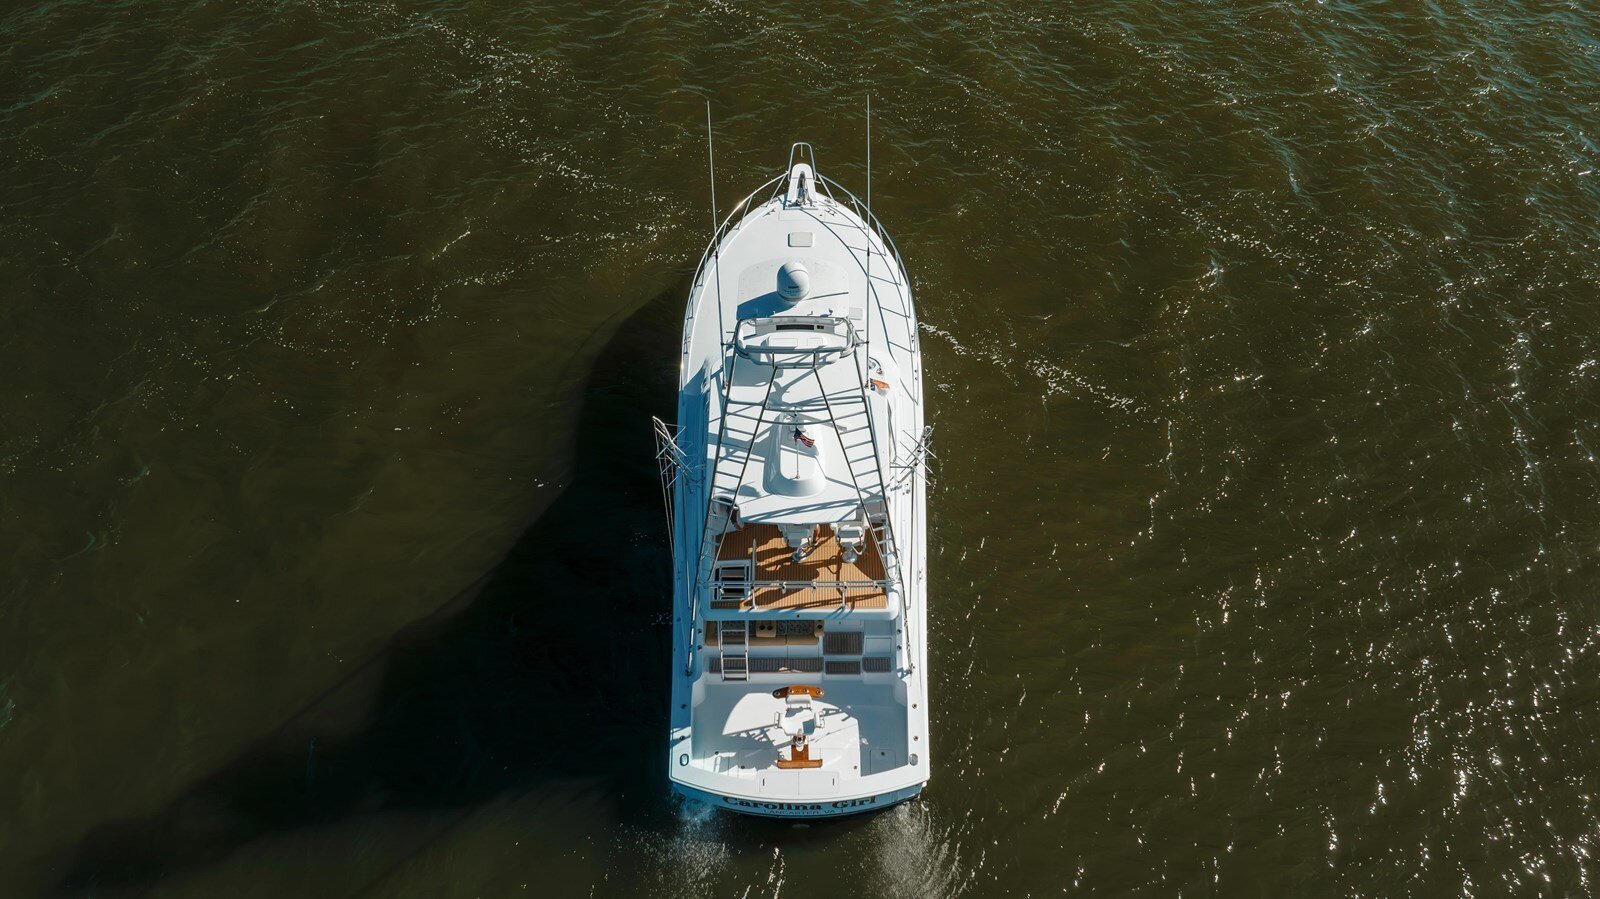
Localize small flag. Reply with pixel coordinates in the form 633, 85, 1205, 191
793, 427, 815, 448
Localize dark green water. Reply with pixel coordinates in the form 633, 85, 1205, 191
5, 1, 1600, 895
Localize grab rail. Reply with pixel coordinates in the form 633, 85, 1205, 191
683, 174, 786, 356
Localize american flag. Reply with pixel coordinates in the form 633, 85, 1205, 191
792, 427, 815, 448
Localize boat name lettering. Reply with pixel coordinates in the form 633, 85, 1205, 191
720, 796, 879, 812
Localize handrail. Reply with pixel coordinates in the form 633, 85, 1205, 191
733, 315, 861, 367
808, 169, 922, 675
807, 358, 899, 588
786, 141, 818, 174
811, 169, 920, 675
743, 578, 891, 588
813, 172, 913, 310
682, 174, 787, 358
681, 174, 783, 677
699, 364, 775, 580
686, 364, 776, 675
685, 168, 911, 342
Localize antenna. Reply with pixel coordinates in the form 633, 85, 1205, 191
865, 95, 873, 350
705, 100, 726, 341
705, 100, 718, 239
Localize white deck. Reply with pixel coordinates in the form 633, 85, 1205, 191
691, 683, 909, 779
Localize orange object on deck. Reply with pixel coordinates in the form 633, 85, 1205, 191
772, 685, 824, 700
776, 737, 823, 769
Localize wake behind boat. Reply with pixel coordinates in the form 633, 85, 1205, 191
655, 141, 931, 819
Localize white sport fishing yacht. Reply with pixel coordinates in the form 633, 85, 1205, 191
655, 142, 930, 818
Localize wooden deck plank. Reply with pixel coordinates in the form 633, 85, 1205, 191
714, 523, 888, 611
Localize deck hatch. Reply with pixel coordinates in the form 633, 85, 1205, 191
752, 657, 823, 673
776, 620, 819, 637
823, 631, 864, 655
709, 656, 823, 674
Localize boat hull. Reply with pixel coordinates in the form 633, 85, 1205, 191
671, 779, 925, 820
664, 148, 929, 824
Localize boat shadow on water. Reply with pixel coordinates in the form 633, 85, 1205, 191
53, 281, 887, 895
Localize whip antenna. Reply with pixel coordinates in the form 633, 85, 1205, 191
705, 101, 718, 239
865, 95, 873, 346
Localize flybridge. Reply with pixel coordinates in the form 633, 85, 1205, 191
660, 132, 931, 819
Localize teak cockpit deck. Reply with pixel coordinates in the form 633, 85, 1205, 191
712, 524, 888, 611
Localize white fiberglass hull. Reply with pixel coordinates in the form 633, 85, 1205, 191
662, 146, 928, 819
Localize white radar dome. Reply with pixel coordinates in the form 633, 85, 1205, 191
777, 261, 810, 303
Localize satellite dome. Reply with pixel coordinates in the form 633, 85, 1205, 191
777, 261, 810, 303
